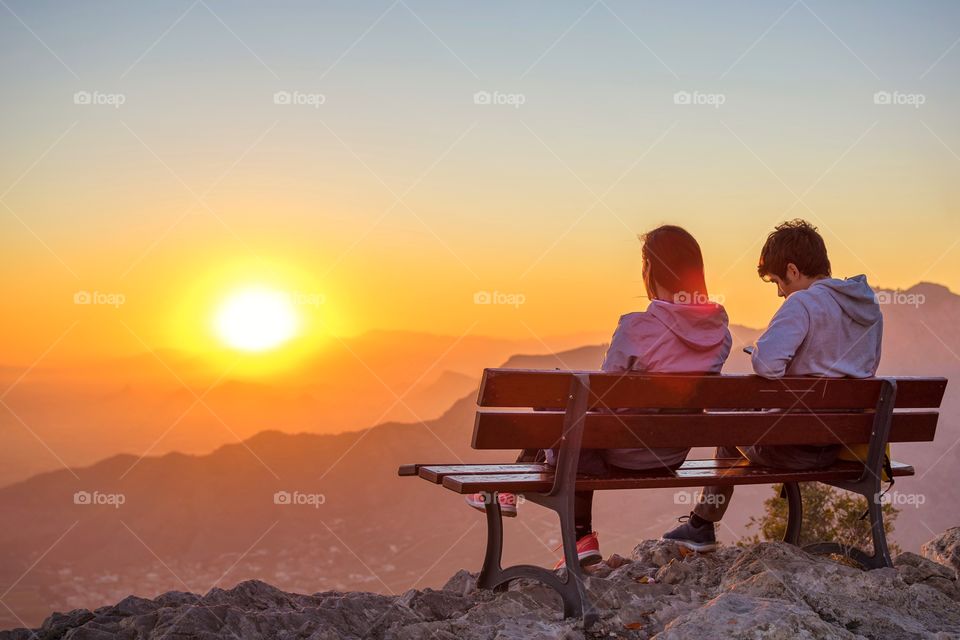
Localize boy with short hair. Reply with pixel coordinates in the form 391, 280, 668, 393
662, 219, 883, 551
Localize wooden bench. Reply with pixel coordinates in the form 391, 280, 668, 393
399, 368, 948, 626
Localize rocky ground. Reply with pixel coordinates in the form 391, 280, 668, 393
4, 528, 960, 640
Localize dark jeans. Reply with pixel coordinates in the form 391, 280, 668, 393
692, 444, 840, 522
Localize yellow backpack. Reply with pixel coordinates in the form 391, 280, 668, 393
837, 444, 893, 483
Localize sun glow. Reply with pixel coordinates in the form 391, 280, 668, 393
167, 258, 342, 376
214, 288, 300, 352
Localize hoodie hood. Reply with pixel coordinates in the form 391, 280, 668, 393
809, 275, 883, 326
646, 299, 731, 351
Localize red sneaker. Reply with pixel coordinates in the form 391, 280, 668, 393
464, 492, 518, 517
553, 532, 602, 569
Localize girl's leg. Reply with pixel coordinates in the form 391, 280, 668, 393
573, 490, 594, 539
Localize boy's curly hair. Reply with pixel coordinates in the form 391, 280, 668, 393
758, 219, 831, 280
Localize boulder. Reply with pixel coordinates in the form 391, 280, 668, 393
921, 527, 960, 578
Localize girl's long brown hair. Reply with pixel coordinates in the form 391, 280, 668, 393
641, 225, 709, 302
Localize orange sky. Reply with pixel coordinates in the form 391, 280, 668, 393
2, 1, 959, 369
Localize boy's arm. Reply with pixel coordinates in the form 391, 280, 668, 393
751, 296, 810, 378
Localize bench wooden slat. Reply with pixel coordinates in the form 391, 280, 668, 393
440, 461, 915, 493
414, 458, 758, 484
417, 464, 543, 482
472, 410, 939, 450
478, 370, 948, 410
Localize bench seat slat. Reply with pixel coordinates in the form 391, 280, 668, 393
413, 458, 761, 484
419, 464, 546, 482
473, 411, 938, 449
440, 461, 915, 493
398, 464, 422, 476
478, 370, 947, 410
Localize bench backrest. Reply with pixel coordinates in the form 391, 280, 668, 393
473, 369, 947, 450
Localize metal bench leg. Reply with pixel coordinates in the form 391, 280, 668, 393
804, 489, 891, 569
781, 482, 802, 545
805, 380, 897, 570
475, 492, 596, 624
865, 492, 892, 569
555, 495, 598, 625
477, 491, 504, 589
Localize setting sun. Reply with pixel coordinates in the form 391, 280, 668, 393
214, 288, 300, 352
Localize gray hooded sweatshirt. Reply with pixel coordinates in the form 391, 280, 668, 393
751, 275, 883, 379
600, 300, 732, 469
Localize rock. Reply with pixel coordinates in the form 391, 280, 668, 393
604, 553, 631, 569
723, 542, 960, 638
896, 552, 957, 581
922, 527, 960, 578
5, 532, 960, 639
397, 588, 473, 620
608, 560, 659, 584
202, 579, 306, 609
441, 569, 478, 597
655, 546, 742, 589
152, 589, 202, 608
38, 608, 95, 636
579, 553, 633, 580
656, 592, 857, 639
895, 552, 960, 600
632, 539, 684, 568
98, 595, 160, 618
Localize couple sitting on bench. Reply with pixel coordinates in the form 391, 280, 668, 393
465, 218, 883, 567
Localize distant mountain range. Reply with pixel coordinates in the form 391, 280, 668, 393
0, 282, 957, 628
